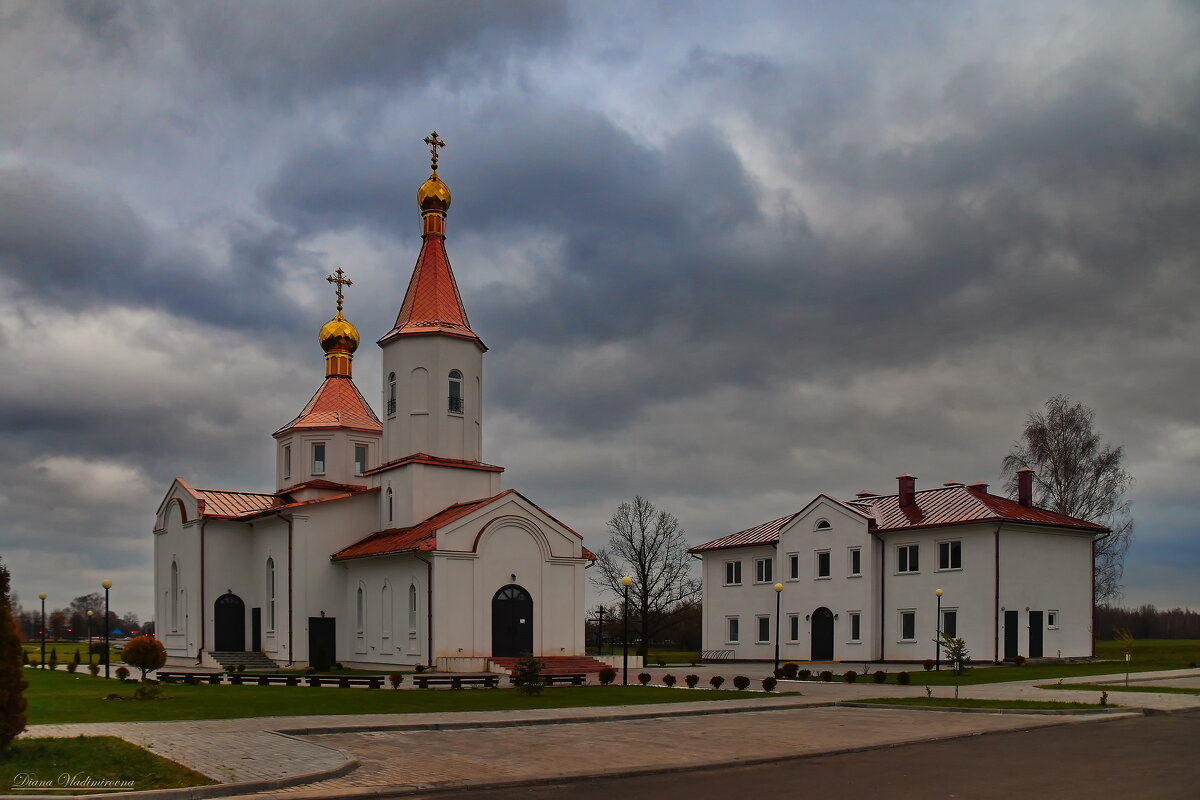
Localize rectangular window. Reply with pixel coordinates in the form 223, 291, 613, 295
849, 547, 861, 576
849, 612, 861, 642
724, 561, 742, 586
312, 443, 326, 475
283, 445, 291, 480
788, 614, 799, 642
1047, 610, 1059, 629
727, 617, 740, 643
788, 553, 799, 580
941, 609, 958, 639
897, 543, 919, 573
757, 615, 771, 643
938, 540, 962, 570
755, 558, 773, 583
354, 444, 368, 475
815, 550, 831, 579
900, 610, 916, 641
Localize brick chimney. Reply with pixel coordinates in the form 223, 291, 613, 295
897, 473, 917, 507
1017, 467, 1034, 506
967, 481, 989, 493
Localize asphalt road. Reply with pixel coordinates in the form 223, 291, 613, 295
408, 710, 1200, 800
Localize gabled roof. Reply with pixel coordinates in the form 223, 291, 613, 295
689, 513, 800, 554
192, 487, 282, 518
274, 376, 382, 437
376, 235, 484, 348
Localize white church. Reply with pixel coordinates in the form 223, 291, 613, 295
153, 136, 594, 670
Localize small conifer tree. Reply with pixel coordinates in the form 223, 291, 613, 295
510, 654, 544, 696
49, 648, 59, 670
0, 560, 28, 749
121, 635, 167, 681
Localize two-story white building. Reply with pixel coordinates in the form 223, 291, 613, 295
690, 472, 1107, 664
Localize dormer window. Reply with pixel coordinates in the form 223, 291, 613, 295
387, 372, 397, 416
448, 370, 464, 413
312, 443, 326, 475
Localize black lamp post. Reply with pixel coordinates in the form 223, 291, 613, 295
86, 610, 93, 664
38, 592, 46, 670
596, 605, 606, 656
103, 580, 112, 678
773, 582, 783, 673
621, 575, 632, 686
935, 588, 943, 671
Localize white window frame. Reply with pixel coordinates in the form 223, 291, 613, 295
940, 607, 958, 639
848, 547, 862, 577
266, 557, 276, 632
1047, 610, 1059, 630
724, 560, 742, 586
814, 518, 832, 531
170, 561, 179, 632
787, 552, 799, 581
788, 613, 800, 642
312, 442, 326, 475
387, 372, 397, 417
726, 616, 740, 644
283, 445, 291, 480
899, 609, 917, 641
937, 539, 963, 571
896, 543, 919, 574
848, 611, 862, 643
754, 557, 773, 584
756, 615, 771, 644
354, 444, 368, 476
815, 550, 831, 580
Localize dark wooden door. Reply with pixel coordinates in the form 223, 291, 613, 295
810, 607, 834, 661
251, 608, 262, 652
308, 617, 336, 670
1004, 610, 1019, 660
1028, 611, 1043, 658
214, 593, 245, 651
492, 584, 533, 657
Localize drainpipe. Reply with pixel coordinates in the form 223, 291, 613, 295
284, 514, 295, 666
993, 523, 1001, 663
414, 553, 433, 667
878, 533, 886, 662
196, 517, 207, 665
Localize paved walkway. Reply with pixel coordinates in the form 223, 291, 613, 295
16, 668, 1200, 799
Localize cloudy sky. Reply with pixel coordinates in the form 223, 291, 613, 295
1, 0, 1197, 621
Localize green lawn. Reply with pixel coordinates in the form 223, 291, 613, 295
1038, 683, 1200, 696
853, 697, 1116, 710
0, 736, 214, 794
22, 640, 122, 668
23, 668, 778, 725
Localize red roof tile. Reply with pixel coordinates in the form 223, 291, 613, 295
377, 235, 483, 347
274, 376, 382, 436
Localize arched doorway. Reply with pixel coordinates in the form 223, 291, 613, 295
810, 606, 834, 661
491, 584, 533, 657
214, 592, 245, 651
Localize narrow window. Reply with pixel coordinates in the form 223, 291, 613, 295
283, 445, 291, 480
448, 370, 463, 413
938, 540, 962, 570
849, 612, 861, 642
1047, 610, 1059, 629
266, 557, 276, 630
387, 372, 397, 416
354, 444, 367, 475
897, 544, 919, 573
386, 487, 394, 523
408, 583, 418, 637
755, 558, 772, 583
849, 547, 861, 576
356, 587, 365, 633
312, 443, 326, 475
756, 615, 771, 643
788, 553, 799, 580
788, 614, 799, 641
941, 609, 958, 638
170, 561, 179, 631
725, 561, 742, 586
815, 551, 831, 579
727, 617, 740, 643
381, 583, 392, 640
900, 610, 916, 641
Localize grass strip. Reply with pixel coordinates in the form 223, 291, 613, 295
1038, 683, 1200, 695
852, 697, 1114, 710
0, 736, 214, 794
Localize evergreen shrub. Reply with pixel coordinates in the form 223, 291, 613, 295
897, 671, 911, 685
598, 667, 617, 685
709, 675, 725, 689
819, 670, 833, 682
685, 674, 700, 688
637, 672, 651, 686
843, 670, 857, 683
762, 676, 777, 692
733, 675, 750, 690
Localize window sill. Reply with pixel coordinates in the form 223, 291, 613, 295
723, 583, 743, 588
935, 567, 963, 573
845, 640, 862, 645
814, 576, 831, 581
895, 571, 919, 576
752, 580, 775, 586
847, 573, 862, 579
898, 639, 917, 644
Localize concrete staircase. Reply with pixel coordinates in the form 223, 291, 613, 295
488, 655, 612, 675
208, 651, 280, 672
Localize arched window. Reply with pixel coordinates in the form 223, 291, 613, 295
266, 558, 276, 631
408, 583, 418, 637
170, 561, 179, 631
381, 582, 392, 641
387, 372, 397, 416
815, 519, 832, 531
448, 370, 463, 413
356, 586, 365, 634
386, 487, 394, 523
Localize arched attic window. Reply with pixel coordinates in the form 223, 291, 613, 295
448, 370, 463, 413
387, 372, 397, 416
814, 519, 832, 531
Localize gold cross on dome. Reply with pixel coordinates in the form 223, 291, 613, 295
424, 130, 446, 171
326, 267, 353, 312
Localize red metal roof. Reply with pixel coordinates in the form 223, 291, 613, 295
274, 376, 382, 437
689, 513, 800, 553
377, 235, 483, 347
363, 453, 504, 476
331, 491, 512, 561
192, 488, 282, 517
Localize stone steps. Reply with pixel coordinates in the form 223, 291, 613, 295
209, 651, 280, 671
488, 655, 612, 675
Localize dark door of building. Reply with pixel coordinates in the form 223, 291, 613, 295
492, 584, 533, 657
1028, 611, 1043, 658
1004, 609, 1019, 660
308, 617, 336, 670
251, 608, 262, 652
810, 606, 834, 661
214, 592, 245, 651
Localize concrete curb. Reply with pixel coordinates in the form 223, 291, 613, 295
838, 701, 1140, 716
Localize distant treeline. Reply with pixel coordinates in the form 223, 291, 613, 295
1096, 605, 1200, 639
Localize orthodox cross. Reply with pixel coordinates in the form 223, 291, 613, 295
326, 267, 353, 313
424, 130, 446, 172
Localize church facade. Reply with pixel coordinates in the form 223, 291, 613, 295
153, 138, 593, 669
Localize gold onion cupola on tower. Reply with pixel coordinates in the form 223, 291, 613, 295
378, 131, 484, 350
320, 267, 360, 378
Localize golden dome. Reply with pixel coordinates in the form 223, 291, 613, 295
319, 311, 360, 354
418, 172, 451, 215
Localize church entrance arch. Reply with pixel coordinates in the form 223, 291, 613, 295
810, 606, 834, 661
214, 592, 246, 652
491, 584, 533, 657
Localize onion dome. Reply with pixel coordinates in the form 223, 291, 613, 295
319, 311, 360, 354
418, 173, 451, 215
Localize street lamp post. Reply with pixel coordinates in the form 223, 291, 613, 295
38, 593, 46, 670
935, 588, 944, 671
773, 583, 783, 673
597, 605, 605, 656
621, 575, 633, 686
102, 580, 112, 678
87, 610, 94, 664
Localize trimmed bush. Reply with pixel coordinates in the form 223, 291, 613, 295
388, 671, 404, 689
598, 667, 617, 685
636, 672, 651, 686
49, 649, 59, 670
762, 676, 777, 692
897, 671, 911, 685
662, 674, 677, 687
88, 663, 99, 677
843, 670, 857, 683
115, 666, 130, 682
923, 659, 935, 672
415, 664, 429, 673
773, 667, 784, 679
819, 670, 833, 682
685, 674, 700, 688
1013, 655, 1026, 666
798, 669, 812, 680
873, 670, 887, 683
709, 675, 725, 689
782, 662, 799, 679
121, 635, 167, 681
65, 661, 78, 673
733, 675, 750, 690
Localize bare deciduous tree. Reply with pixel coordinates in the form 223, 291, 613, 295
1002, 394, 1133, 603
592, 496, 700, 658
